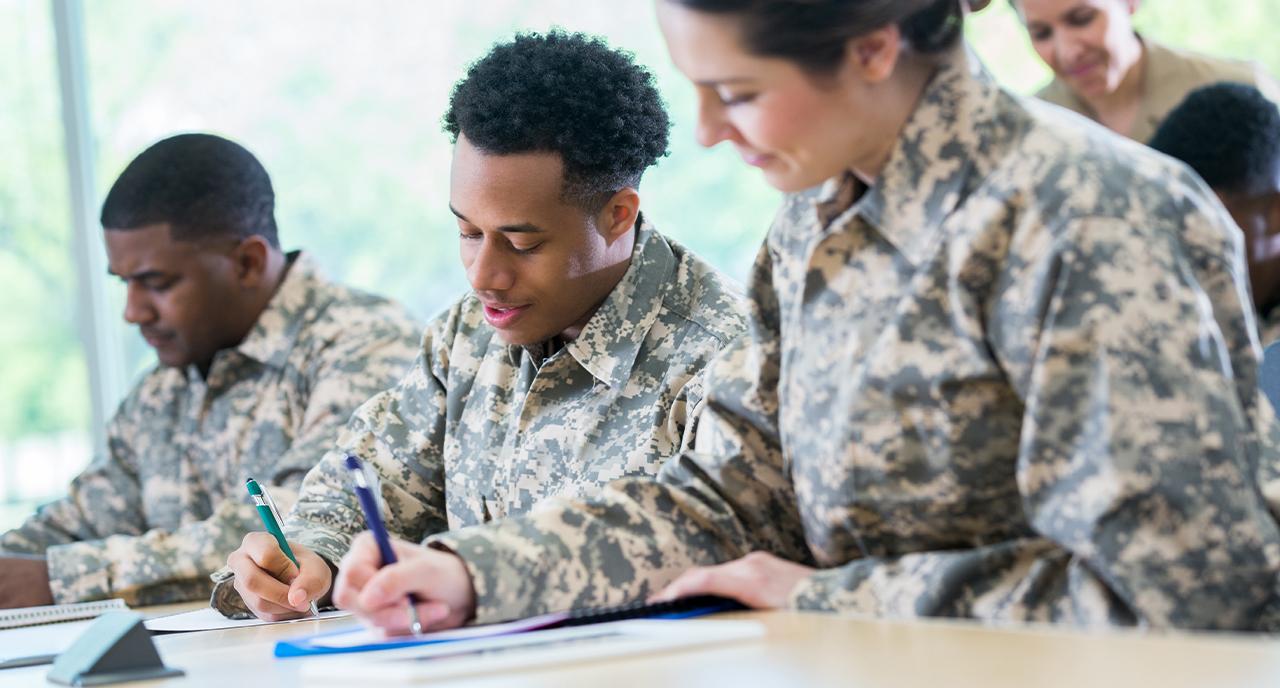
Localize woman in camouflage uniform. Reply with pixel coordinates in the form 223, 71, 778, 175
334, 0, 1280, 633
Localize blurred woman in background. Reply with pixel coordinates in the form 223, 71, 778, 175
1015, 0, 1279, 141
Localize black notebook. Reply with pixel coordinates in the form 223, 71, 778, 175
559, 594, 748, 627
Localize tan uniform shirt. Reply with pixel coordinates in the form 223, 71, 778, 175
433, 48, 1280, 633
0, 253, 421, 604
1038, 37, 1280, 143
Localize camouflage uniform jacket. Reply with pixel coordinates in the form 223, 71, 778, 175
209, 225, 748, 615
432, 49, 1280, 632
0, 253, 421, 605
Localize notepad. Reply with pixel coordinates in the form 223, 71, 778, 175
0, 599, 128, 631
144, 606, 353, 633
299, 619, 766, 684
275, 594, 747, 658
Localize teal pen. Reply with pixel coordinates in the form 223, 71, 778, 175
245, 477, 320, 617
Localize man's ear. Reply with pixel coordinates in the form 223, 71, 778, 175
597, 187, 641, 244
231, 235, 272, 288
843, 24, 903, 86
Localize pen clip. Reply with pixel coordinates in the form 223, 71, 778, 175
260, 486, 287, 530
345, 456, 384, 510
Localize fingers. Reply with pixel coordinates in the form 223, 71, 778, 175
229, 533, 324, 619
286, 547, 333, 610
332, 532, 383, 610
356, 559, 422, 611
654, 552, 814, 610
239, 532, 300, 582
228, 549, 306, 620
333, 534, 476, 635
360, 600, 454, 637
654, 566, 721, 602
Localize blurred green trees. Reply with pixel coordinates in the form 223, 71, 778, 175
1, 0, 1277, 509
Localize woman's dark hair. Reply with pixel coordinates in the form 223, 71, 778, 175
668, 0, 966, 74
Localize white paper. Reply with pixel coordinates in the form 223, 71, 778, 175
307, 611, 569, 648
143, 606, 352, 632
0, 619, 93, 664
301, 619, 766, 684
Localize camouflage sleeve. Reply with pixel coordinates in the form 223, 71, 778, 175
3, 426, 244, 606
40, 315, 418, 606
205, 316, 425, 615
286, 350, 452, 568
787, 214, 1280, 629
0, 405, 144, 557
431, 245, 814, 623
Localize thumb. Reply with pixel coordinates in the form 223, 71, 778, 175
287, 559, 331, 609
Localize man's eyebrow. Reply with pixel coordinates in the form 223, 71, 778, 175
448, 206, 544, 234
107, 268, 166, 282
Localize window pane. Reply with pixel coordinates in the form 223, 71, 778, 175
0, 0, 93, 530
82, 0, 780, 345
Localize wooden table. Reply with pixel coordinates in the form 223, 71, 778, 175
3, 605, 1280, 687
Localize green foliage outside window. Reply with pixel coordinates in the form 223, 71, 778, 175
1, 0, 1277, 522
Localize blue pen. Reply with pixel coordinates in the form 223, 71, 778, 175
344, 455, 423, 635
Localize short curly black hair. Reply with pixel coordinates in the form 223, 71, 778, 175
100, 133, 278, 246
443, 31, 671, 210
1149, 82, 1280, 196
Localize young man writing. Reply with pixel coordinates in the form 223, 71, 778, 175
214, 32, 748, 619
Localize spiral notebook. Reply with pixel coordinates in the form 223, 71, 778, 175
275, 594, 747, 658
0, 599, 128, 631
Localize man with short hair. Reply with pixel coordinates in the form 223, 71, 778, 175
0, 133, 421, 607
1149, 82, 1280, 345
214, 31, 749, 620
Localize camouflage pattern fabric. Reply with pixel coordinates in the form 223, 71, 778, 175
209, 225, 748, 616
429, 48, 1280, 632
0, 253, 421, 605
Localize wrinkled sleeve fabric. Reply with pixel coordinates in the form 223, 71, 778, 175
0, 402, 150, 602
431, 243, 813, 623
210, 314, 450, 616
285, 331, 452, 569
30, 320, 417, 605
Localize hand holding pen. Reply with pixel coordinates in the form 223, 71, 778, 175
330, 528, 477, 635
338, 455, 424, 635
241, 478, 322, 617
328, 455, 476, 635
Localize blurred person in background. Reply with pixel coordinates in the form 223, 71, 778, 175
0, 133, 420, 608
1150, 82, 1280, 345
1014, 0, 1279, 142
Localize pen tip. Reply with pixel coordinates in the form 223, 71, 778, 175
344, 455, 360, 471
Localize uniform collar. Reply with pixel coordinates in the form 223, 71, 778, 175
819, 48, 1005, 267
222, 251, 321, 370
554, 223, 673, 389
